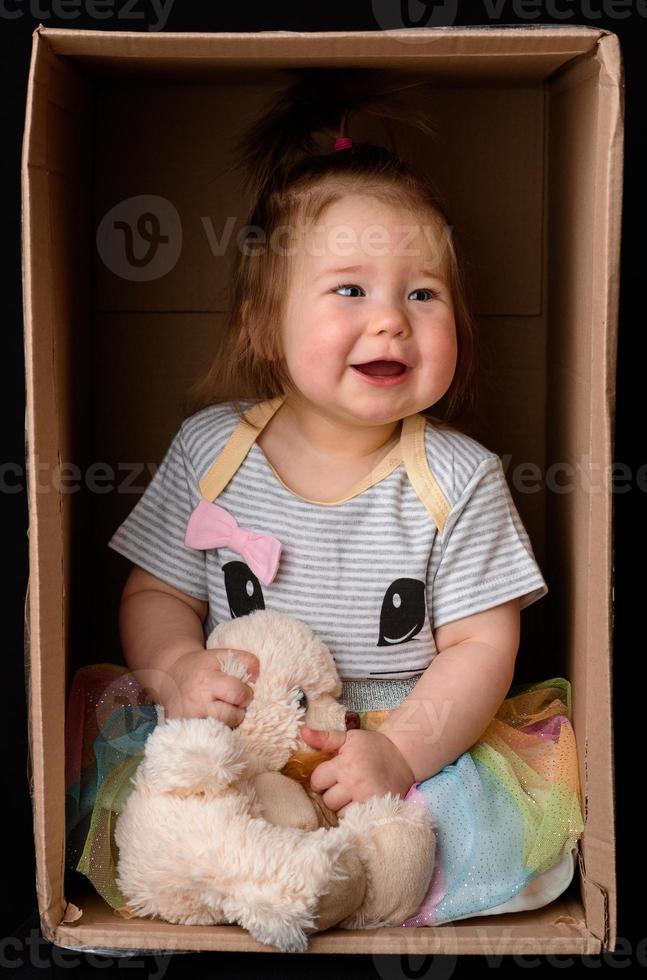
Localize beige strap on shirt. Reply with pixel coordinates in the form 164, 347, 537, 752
197, 394, 451, 534
400, 412, 452, 535
198, 395, 286, 502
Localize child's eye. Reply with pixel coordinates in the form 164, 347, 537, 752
410, 288, 441, 302
332, 283, 441, 302
333, 283, 364, 298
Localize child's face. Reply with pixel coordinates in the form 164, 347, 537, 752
280, 194, 458, 427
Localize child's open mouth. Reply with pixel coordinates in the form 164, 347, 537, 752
353, 360, 407, 377
351, 360, 411, 387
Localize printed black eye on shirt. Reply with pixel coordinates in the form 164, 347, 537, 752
223, 561, 265, 618
377, 578, 426, 648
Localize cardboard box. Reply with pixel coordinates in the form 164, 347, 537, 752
21, 24, 621, 955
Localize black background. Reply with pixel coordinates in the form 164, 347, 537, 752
1, 2, 640, 975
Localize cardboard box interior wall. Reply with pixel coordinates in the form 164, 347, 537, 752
21, 25, 621, 955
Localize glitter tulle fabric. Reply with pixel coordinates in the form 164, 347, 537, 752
64, 665, 584, 925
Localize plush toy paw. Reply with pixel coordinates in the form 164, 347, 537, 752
135, 716, 248, 798
337, 793, 437, 928
221, 823, 363, 953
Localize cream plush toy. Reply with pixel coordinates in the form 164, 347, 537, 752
114, 609, 436, 953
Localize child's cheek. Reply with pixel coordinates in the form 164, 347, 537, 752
308, 333, 340, 361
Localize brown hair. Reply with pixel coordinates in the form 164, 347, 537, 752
183, 69, 480, 434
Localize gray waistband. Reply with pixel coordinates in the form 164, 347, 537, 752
340, 675, 420, 712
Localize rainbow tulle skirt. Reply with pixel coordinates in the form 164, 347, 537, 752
65, 666, 583, 926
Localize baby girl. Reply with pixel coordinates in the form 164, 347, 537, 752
108, 70, 548, 820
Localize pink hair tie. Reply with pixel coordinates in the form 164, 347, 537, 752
333, 136, 353, 153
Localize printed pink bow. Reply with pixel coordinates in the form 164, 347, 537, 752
184, 500, 281, 585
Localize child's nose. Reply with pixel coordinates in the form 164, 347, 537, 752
368, 308, 412, 336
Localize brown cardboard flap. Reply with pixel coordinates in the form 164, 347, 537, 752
32, 24, 610, 87
37, 23, 605, 59
55, 890, 598, 956
22, 28, 66, 939
578, 850, 612, 950
581, 31, 622, 953
22, 26, 94, 938
543, 29, 621, 950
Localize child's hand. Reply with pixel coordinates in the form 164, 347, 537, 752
301, 727, 416, 817
160, 648, 259, 726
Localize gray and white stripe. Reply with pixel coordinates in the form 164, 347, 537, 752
108, 400, 548, 709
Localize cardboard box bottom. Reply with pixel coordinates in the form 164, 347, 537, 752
50, 887, 599, 956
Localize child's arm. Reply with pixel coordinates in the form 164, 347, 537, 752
377, 597, 520, 782
119, 565, 259, 724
